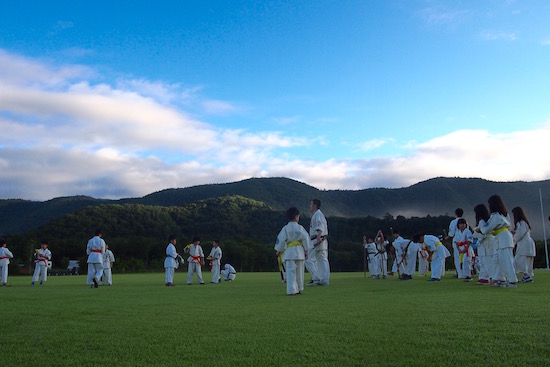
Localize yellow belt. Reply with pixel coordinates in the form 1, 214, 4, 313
492, 227, 508, 236
287, 240, 302, 248
435, 241, 442, 247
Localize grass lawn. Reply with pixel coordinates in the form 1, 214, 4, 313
1, 270, 549, 366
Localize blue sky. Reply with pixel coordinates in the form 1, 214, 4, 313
1, 0, 550, 200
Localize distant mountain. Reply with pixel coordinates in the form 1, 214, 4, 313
2, 176, 550, 238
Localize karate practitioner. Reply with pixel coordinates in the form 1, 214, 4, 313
86, 229, 106, 288
511, 207, 536, 283
473, 204, 495, 285
101, 244, 115, 286
209, 240, 222, 284
0, 239, 14, 287
186, 236, 205, 285
375, 230, 388, 279
477, 195, 518, 288
221, 263, 236, 281
417, 245, 430, 276
164, 235, 179, 286
453, 219, 474, 281
275, 207, 310, 295
364, 236, 380, 279
305, 199, 330, 286
414, 233, 451, 281
32, 241, 52, 286
446, 208, 464, 278
392, 230, 416, 280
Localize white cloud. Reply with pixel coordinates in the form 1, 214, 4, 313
480, 30, 518, 41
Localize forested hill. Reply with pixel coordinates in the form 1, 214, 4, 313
2, 176, 550, 238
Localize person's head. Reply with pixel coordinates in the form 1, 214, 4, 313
168, 234, 177, 244
310, 199, 321, 213
105, 244, 109, 250
413, 233, 425, 244
192, 236, 200, 244
95, 229, 102, 237
41, 241, 48, 249
393, 229, 400, 238
213, 239, 220, 247
286, 207, 300, 222
455, 208, 464, 218
488, 194, 508, 216
0, 239, 6, 247
457, 218, 467, 230
367, 236, 374, 243
512, 206, 531, 229
474, 204, 490, 225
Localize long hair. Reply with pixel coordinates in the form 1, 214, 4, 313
487, 194, 508, 217
474, 204, 490, 226
512, 206, 531, 230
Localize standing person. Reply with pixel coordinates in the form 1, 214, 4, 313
454, 219, 474, 281
364, 236, 380, 279
275, 207, 310, 295
87, 229, 106, 289
221, 263, 237, 281
414, 233, 451, 282
101, 244, 115, 286
164, 235, 179, 287
32, 241, 51, 286
477, 195, 518, 288
473, 204, 495, 285
0, 239, 14, 287
208, 240, 222, 284
418, 244, 430, 276
511, 207, 536, 283
446, 208, 464, 278
185, 236, 205, 285
305, 199, 330, 286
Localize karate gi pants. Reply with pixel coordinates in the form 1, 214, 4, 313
430, 246, 447, 279
87, 263, 104, 285
1, 263, 9, 283
453, 246, 464, 278
32, 264, 48, 282
461, 254, 473, 278
369, 256, 380, 276
284, 259, 305, 295
495, 248, 518, 283
211, 263, 221, 283
514, 255, 534, 278
187, 262, 204, 284
478, 255, 492, 281
165, 267, 175, 284
101, 267, 112, 285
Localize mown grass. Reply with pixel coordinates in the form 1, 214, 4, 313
1, 271, 549, 366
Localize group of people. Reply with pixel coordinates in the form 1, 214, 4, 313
363, 194, 537, 288
164, 235, 236, 287
86, 229, 116, 288
274, 199, 331, 295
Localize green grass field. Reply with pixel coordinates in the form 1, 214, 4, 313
2, 270, 549, 367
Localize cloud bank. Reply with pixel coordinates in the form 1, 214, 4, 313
1, 50, 549, 200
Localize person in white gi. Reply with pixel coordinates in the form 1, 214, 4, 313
0, 239, 14, 287
417, 244, 430, 276
511, 206, 536, 283
477, 195, 518, 288
101, 244, 115, 286
209, 240, 222, 284
375, 230, 388, 279
453, 218, 474, 281
221, 263, 236, 281
275, 207, 310, 295
446, 208, 464, 278
164, 235, 180, 286
32, 241, 52, 286
87, 229, 106, 288
473, 204, 496, 285
392, 230, 416, 280
414, 233, 451, 281
363, 236, 380, 279
305, 199, 330, 286
186, 236, 205, 285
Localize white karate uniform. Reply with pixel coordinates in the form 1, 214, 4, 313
101, 249, 115, 285
209, 246, 222, 283
453, 228, 474, 278
376, 239, 388, 277
423, 235, 450, 279
32, 248, 52, 283
473, 220, 495, 281
164, 243, 178, 285
86, 236, 105, 285
365, 242, 380, 277
187, 244, 205, 284
305, 209, 330, 285
513, 220, 536, 278
418, 247, 430, 276
221, 264, 236, 281
480, 213, 517, 284
0, 246, 14, 284
275, 221, 310, 294
393, 236, 415, 276
448, 217, 463, 278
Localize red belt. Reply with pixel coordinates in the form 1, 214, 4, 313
0, 256, 8, 260
191, 255, 201, 264
91, 249, 102, 253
